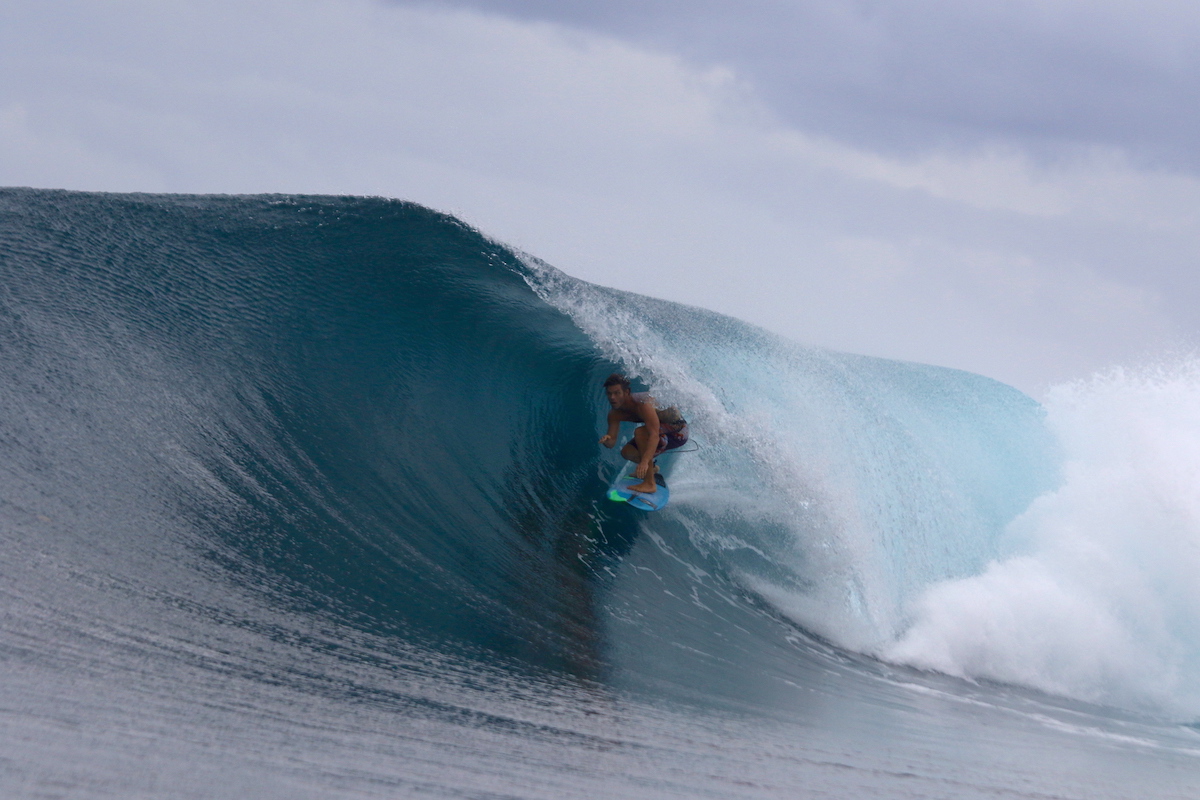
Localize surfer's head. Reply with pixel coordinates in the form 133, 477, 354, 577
604, 373, 631, 407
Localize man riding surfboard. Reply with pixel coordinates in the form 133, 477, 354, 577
599, 373, 689, 494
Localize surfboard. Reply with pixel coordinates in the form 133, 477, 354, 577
607, 466, 670, 512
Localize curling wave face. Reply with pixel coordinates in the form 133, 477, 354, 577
4, 188, 1200, 798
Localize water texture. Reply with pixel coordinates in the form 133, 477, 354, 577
1, 188, 1198, 798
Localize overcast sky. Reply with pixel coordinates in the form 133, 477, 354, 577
3, 0, 1199, 393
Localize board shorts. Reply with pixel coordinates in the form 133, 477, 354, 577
655, 424, 689, 455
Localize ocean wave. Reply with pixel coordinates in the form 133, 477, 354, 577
2, 185, 1192, 731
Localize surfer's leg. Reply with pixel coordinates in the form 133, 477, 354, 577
621, 428, 653, 464
625, 427, 660, 493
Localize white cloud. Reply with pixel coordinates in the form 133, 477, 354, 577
429, 0, 1200, 169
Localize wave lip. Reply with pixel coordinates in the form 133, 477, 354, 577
525, 254, 1057, 651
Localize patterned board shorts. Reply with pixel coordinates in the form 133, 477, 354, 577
655, 424, 689, 454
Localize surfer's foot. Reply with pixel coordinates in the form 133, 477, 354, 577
628, 465, 658, 493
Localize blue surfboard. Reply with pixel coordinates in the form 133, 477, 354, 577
607, 466, 670, 512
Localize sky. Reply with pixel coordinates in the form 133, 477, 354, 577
3, 0, 1200, 393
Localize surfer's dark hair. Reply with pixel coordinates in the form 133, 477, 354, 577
603, 373, 631, 390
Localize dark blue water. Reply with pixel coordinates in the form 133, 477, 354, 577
2, 188, 1198, 798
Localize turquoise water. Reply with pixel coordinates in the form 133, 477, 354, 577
1, 188, 1198, 798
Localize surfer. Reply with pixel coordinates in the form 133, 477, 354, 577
599, 373, 689, 494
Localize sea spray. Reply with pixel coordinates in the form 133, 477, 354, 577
885, 361, 1200, 717
520, 254, 1055, 649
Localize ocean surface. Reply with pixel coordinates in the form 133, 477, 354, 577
2, 188, 1199, 798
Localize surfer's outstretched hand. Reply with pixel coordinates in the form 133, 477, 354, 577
599, 433, 616, 448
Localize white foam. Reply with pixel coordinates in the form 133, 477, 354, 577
885, 361, 1200, 717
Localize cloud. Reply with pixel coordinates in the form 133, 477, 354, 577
422, 0, 1200, 169
1, 0, 1197, 392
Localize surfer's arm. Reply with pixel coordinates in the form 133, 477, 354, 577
599, 409, 622, 447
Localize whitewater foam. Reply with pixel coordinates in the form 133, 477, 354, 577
886, 361, 1200, 718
